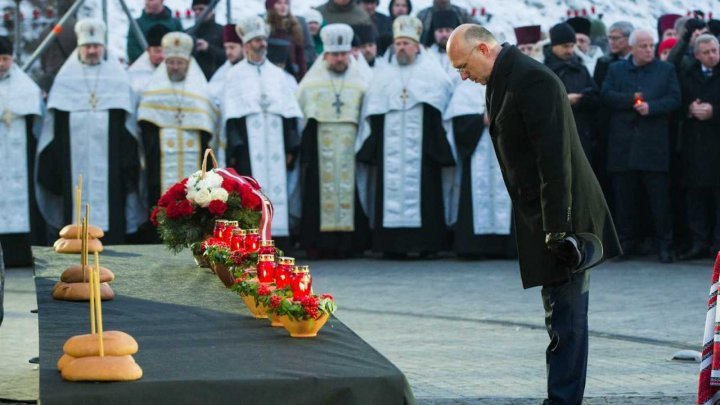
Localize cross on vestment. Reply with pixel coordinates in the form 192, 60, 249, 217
400, 88, 409, 107
259, 94, 271, 113
332, 94, 344, 116
89, 92, 97, 110
175, 108, 185, 125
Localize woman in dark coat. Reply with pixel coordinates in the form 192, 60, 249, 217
266, 0, 307, 81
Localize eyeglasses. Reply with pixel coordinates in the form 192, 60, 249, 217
607, 35, 627, 42
455, 46, 478, 74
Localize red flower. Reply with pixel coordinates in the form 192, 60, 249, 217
208, 200, 228, 216
241, 188, 263, 211
221, 178, 235, 193
234, 277, 244, 284
270, 295, 283, 309
166, 199, 194, 219
150, 207, 161, 226
181, 178, 188, 185
258, 284, 271, 296
168, 182, 187, 200
230, 251, 245, 265
320, 293, 334, 301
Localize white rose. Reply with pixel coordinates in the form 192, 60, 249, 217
195, 179, 209, 192
186, 172, 201, 188
210, 188, 229, 203
186, 188, 198, 204
195, 188, 212, 207
205, 172, 223, 188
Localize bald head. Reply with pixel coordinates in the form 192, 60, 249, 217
447, 24, 500, 84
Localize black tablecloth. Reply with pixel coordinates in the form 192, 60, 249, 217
34, 246, 415, 405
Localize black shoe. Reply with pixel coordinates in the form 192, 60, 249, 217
659, 250, 673, 263
678, 245, 708, 261
28, 357, 39, 364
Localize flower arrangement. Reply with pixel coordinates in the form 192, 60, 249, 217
151, 168, 262, 254
268, 293, 336, 321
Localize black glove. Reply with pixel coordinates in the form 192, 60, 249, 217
545, 232, 581, 269
684, 18, 707, 42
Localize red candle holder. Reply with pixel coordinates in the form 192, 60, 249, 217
213, 219, 228, 239
290, 265, 312, 299
244, 229, 260, 253
257, 254, 276, 284
224, 221, 238, 244
259, 239, 276, 255
276, 257, 295, 289
230, 228, 246, 252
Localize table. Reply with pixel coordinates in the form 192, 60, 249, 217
34, 245, 415, 405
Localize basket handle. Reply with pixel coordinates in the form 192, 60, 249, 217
201, 148, 219, 178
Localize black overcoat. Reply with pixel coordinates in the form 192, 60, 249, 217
485, 45, 621, 289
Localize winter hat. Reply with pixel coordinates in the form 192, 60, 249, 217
146, 24, 171, 47
192, 0, 209, 6
514, 25, 541, 45
658, 38, 677, 55
305, 9, 323, 25
351, 24, 375, 46
0, 37, 13, 55
657, 14, 681, 39
265, 0, 286, 11
566, 17, 591, 37
162, 32, 194, 60
589, 18, 607, 41
223, 24, 242, 44
549, 22, 576, 46
431, 10, 460, 31
708, 20, 720, 37
75, 18, 106, 46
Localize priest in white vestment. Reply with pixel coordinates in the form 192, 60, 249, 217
297, 23, 370, 258
37, 19, 142, 244
208, 23, 244, 108
128, 24, 171, 104
222, 16, 302, 240
426, 10, 460, 77
356, 16, 455, 258
444, 77, 515, 258
0, 37, 44, 266
136, 32, 218, 239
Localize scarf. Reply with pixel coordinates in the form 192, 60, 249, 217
698, 252, 720, 405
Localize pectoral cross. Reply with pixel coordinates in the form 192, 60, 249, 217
400, 88, 409, 107
175, 108, 185, 125
89, 92, 97, 110
332, 94, 344, 116
1, 109, 12, 127
259, 94, 271, 113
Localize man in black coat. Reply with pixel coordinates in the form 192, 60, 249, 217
186, 0, 226, 79
676, 34, 720, 259
601, 29, 681, 263
545, 22, 600, 164
447, 24, 621, 404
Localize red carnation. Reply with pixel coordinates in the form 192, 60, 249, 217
168, 182, 187, 200
221, 178, 235, 193
208, 200, 228, 216
241, 188, 263, 210
150, 207, 161, 226
157, 192, 174, 208
270, 295, 283, 309
166, 199, 194, 219
258, 284, 271, 296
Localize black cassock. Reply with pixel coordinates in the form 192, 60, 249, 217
452, 115, 517, 258
1, 116, 46, 267
38, 109, 139, 244
299, 119, 370, 254
224, 117, 300, 174
356, 104, 455, 254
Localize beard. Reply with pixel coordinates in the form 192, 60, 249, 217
81, 55, 101, 65
396, 52, 414, 66
169, 72, 187, 82
328, 62, 348, 74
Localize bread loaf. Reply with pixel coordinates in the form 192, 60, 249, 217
57, 353, 75, 371
52, 281, 114, 301
61, 355, 143, 381
53, 238, 104, 254
59, 224, 104, 239
63, 330, 138, 357
61, 265, 115, 283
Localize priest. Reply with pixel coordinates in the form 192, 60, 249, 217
356, 16, 455, 258
37, 19, 141, 244
137, 32, 217, 220
208, 23, 244, 108
297, 23, 370, 258
444, 79, 515, 258
426, 10, 461, 75
128, 24, 171, 101
222, 16, 302, 240
0, 37, 44, 266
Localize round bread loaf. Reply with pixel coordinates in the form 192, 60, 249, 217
53, 238, 104, 254
63, 330, 138, 357
59, 224, 104, 239
57, 353, 75, 371
61, 265, 115, 283
61, 355, 143, 381
52, 281, 114, 301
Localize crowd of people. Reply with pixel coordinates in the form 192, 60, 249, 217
0, 0, 718, 267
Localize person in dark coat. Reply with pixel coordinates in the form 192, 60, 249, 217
545, 23, 600, 164
668, 18, 709, 74
127, 0, 183, 65
447, 24, 621, 405
360, 0, 392, 42
676, 35, 720, 260
186, 0, 226, 80
266, 0, 308, 81
601, 29, 681, 263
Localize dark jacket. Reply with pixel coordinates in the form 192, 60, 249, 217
593, 52, 626, 89
316, 1, 372, 26
486, 45, 620, 289
416, 5, 475, 46
544, 51, 600, 160
187, 19, 226, 80
601, 58, 681, 173
678, 60, 720, 187
37, 17, 77, 93
127, 6, 184, 65
371, 12, 393, 39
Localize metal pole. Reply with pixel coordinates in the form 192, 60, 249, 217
102, 0, 108, 60
13, 0, 21, 63
186, 0, 222, 36
225, 0, 231, 23
22, 0, 87, 71
117, 0, 147, 51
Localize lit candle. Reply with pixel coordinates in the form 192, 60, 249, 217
275, 257, 295, 288
256, 254, 276, 284
290, 265, 312, 299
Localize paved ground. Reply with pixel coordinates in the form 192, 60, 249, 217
1, 251, 714, 404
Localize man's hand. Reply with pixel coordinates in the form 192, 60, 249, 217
483, 112, 490, 126
633, 101, 650, 116
195, 39, 209, 52
691, 101, 714, 121
567, 93, 583, 105
546, 232, 580, 269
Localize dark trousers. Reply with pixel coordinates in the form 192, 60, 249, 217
541, 270, 591, 405
686, 187, 720, 250
612, 171, 673, 251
